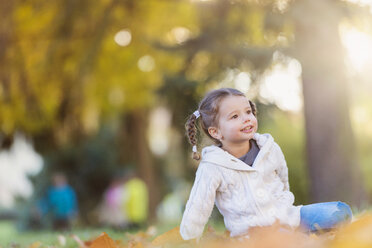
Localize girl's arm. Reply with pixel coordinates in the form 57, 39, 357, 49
276, 145, 290, 191
180, 163, 221, 240
274, 143, 295, 203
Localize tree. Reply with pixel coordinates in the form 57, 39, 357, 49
287, 0, 368, 206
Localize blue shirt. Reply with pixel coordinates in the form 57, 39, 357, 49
46, 185, 78, 219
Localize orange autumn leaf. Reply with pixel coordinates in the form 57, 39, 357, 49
151, 226, 184, 246
125, 230, 152, 247
331, 214, 372, 248
128, 241, 145, 248
89, 232, 118, 248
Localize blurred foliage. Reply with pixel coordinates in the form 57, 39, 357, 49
0, 0, 198, 143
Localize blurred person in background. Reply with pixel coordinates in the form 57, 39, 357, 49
98, 174, 128, 229
123, 171, 149, 229
39, 172, 78, 230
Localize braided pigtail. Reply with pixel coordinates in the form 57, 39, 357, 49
249, 100, 257, 117
185, 112, 201, 160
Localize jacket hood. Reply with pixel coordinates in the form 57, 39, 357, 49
200, 133, 274, 171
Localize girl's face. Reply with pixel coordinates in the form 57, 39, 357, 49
208, 95, 258, 148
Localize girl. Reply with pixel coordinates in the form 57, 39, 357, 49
180, 88, 352, 240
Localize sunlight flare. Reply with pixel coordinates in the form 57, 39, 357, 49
260, 59, 303, 112
341, 27, 372, 72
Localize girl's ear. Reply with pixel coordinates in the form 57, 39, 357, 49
208, 127, 222, 140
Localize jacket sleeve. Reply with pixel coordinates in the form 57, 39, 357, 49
274, 143, 295, 204
180, 163, 221, 240
273, 143, 290, 191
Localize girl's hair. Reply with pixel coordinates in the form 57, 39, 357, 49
185, 88, 257, 160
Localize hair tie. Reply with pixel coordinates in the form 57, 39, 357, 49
193, 110, 200, 119
192, 145, 198, 153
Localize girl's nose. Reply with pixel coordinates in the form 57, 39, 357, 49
243, 114, 250, 123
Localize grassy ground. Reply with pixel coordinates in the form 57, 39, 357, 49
0, 221, 148, 247
1, 206, 368, 248
0, 221, 108, 247
0, 220, 226, 247
3, 214, 372, 248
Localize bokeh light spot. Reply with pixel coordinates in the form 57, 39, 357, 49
114, 29, 132, 47
171, 27, 191, 44
138, 55, 155, 72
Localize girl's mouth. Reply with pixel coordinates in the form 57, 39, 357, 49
241, 126, 254, 133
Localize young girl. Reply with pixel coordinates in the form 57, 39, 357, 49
180, 88, 352, 240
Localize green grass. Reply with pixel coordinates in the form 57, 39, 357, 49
0, 221, 195, 247
0, 221, 138, 247
0, 220, 225, 247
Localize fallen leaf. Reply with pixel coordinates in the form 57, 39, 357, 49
151, 226, 184, 246
331, 214, 372, 248
89, 232, 118, 248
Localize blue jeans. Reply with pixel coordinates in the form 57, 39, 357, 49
299, 201, 352, 232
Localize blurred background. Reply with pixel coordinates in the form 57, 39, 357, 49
1, 0, 372, 240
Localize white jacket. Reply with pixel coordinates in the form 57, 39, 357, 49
180, 133, 301, 240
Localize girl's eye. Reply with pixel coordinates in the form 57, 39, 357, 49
231, 114, 238, 119
247, 110, 252, 114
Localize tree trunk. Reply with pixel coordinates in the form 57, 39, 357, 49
119, 110, 161, 220
292, 0, 366, 206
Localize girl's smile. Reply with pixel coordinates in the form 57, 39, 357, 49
241, 125, 255, 133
